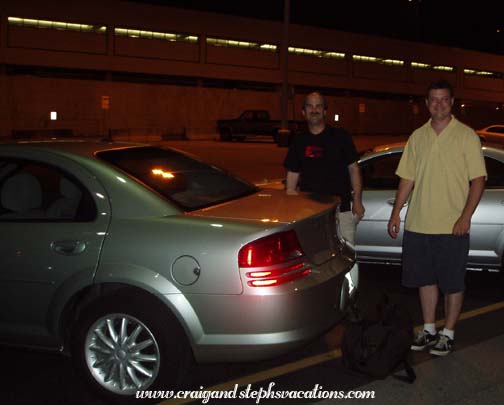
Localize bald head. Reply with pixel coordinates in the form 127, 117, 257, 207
302, 92, 327, 133
303, 92, 327, 110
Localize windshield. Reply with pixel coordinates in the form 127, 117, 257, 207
97, 146, 257, 211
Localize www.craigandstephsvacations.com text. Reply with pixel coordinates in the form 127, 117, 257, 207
136, 382, 376, 403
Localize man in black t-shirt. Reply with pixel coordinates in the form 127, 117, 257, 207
284, 92, 365, 245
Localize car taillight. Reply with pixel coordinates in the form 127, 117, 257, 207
238, 230, 304, 267
238, 230, 310, 287
246, 263, 311, 287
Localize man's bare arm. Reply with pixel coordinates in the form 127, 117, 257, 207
286, 171, 300, 195
348, 162, 365, 223
452, 176, 485, 235
388, 178, 414, 238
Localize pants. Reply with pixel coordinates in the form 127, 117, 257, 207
337, 209, 359, 292
338, 210, 356, 245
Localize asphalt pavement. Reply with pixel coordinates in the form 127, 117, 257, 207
166, 267, 504, 405
327, 333, 504, 405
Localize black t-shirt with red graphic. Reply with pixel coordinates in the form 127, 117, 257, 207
283, 126, 358, 211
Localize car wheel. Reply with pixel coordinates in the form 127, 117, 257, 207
273, 131, 279, 144
219, 129, 232, 141
72, 292, 191, 402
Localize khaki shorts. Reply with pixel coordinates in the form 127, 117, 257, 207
337, 209, 359, 290
338, 210, 356, 245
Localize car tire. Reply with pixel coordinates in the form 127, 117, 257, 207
219, 129, 232, 142
71, 291, 191, 403
273, 131, 279, 144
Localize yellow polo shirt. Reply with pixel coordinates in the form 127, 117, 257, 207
396, 116, 487, 234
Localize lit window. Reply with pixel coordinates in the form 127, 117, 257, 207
115, 27, 198, 43
207, 37, 277, 52
382, 58, 404, 66
464, 69, 500, 78
411, 62, 431, 69
432, 65, 454, 72
260, 44, 277, 51
8, 17, 106, 33
411, 61, 455, 72
50, 111, 57, 121
289, 47, 345, 59
353, 54, 404, 66
353, 54, 377, 62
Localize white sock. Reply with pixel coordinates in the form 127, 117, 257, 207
441, 328, 455, 340
424, 323, 436, 335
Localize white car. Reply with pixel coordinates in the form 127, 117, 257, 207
356, 143, 504, 272
476, 125, 504, 143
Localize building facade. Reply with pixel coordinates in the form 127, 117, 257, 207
0, 0, 503, 139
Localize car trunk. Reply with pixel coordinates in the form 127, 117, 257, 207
190, 189, 343, 265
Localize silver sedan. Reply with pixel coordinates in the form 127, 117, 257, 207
0, 140, 356, 402
356, 143, 504, 272
476, 124, 504, 143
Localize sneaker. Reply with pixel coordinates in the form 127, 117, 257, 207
411, 330, 438, 351
429, 334, 454, 356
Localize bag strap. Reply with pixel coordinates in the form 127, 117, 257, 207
393, 360, 416, 384
404, 360, 416, 383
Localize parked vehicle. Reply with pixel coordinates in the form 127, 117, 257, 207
476, 124, 504, 143
0, 140, 356, 402
356, 143, 504, 272
217, 109, 306, 142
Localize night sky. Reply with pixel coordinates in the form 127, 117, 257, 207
131, 0, 504, 56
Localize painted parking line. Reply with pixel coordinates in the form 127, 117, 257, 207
254, 179, 284, 187
161, 300, 504, 405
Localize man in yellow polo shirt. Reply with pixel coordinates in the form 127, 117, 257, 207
388, 80, 486, 356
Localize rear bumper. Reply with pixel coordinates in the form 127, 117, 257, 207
192, 318, 344, 362
184, 255, 356, 363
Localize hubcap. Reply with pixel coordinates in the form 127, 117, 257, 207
84, 313, 160, 395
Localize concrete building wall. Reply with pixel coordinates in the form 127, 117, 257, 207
4, 74, 434, 138
0, 0, 502, 138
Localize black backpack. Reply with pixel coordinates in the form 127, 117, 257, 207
341, 295, 416, 383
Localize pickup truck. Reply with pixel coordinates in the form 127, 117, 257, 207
217, 110, 306, 142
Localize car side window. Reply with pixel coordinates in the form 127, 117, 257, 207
488, 126, 504, 134
485, 157, 504, 188
360, 153, 402, 190
0, 160, 97, 222
257, 111, 268, 120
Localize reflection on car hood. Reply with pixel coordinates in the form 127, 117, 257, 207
189, 188, 340, 223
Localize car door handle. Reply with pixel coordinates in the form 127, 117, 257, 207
51, 240, 87, 256
387, 198, 408, 207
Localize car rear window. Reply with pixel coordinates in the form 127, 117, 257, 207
96, 146, 257, 211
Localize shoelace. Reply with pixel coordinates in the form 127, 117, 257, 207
415, 331, 425, 340
414, 330, 429, 343
435, 334, 450, 348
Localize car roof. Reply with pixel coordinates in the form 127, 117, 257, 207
370, 142, 406, 153
360, 141, 504, 160
478, 124, 504, 132
0, 139, 152, 158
